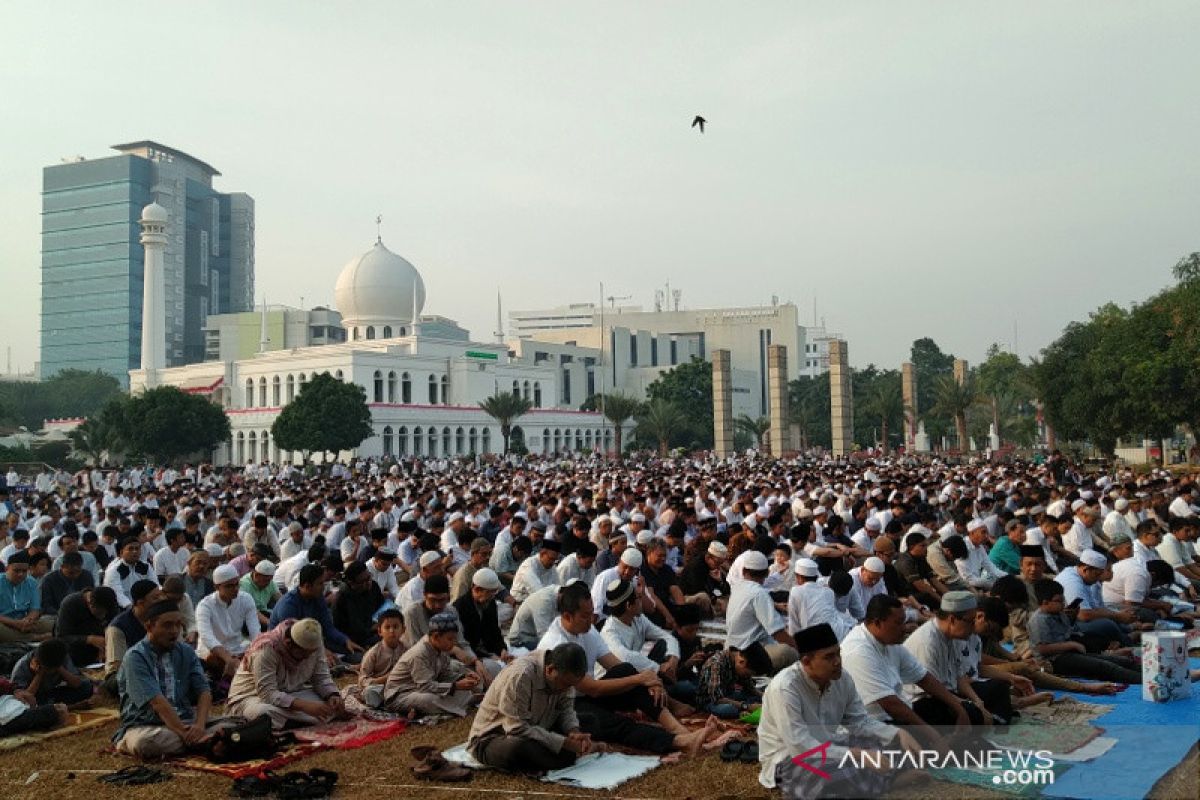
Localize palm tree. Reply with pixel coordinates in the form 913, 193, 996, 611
931, 374, 979, 454
479, 392, 533, 455
735, 415, 771, 452
636, 399, 687, 456
862, 381, 904, 456
598, 392, 641, 457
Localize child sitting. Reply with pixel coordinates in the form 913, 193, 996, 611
10, 639, 94, 707
694, 643, 769, 719
1028, 579, 1141, 685
353, 608, 408, 708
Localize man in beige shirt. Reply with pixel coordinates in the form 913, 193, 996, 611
467, 643, 599, 773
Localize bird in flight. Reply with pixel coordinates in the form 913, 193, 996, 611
692, 115, 706, 134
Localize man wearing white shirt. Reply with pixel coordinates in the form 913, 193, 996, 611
1062, 501, 1099, 555
196, 564, 260, 678
1158, 518, 1200, 587
511, 539, 561, 603
598, 578, 680, 679
152, 528, 191, 578
366, 549, 402, 600
1168, 488, 1198, 520
590, 548, 643, 623
955, 520, 1006, 590
103, 537, 159, 608
725, 551, 797, 673
847, 557, 888, 621
1103, 498, 1134, 543
278, 522, 311, 561
788, 558, 855, 639
555, 542, 597, 587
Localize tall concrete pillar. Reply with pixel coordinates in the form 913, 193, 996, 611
767, 344, 789, 457
902, 362, 917, 449
829, 340, 852, 457
953, 358, 969, 386
138, 201, 169, 388
712, 349, 734, 458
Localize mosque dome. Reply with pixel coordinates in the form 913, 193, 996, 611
334, 239, 426, 334
141, 202, 168, 223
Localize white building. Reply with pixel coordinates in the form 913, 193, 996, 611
203, 305, 346, 362
509, 302, 643, 337
511, 302, 813, 419
132, 210, 620, 465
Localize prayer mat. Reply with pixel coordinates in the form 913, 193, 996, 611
1019, 696, 1113, 727
986, 718, 1103, 756
160, 717, 406, 779
0, 706, 118, 752
931, 762, 1072, 797
541, 752, 662, 790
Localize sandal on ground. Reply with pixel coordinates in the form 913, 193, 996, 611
738, 741, 759, 764
98, 765, 146, 784
231, 771, 279, 797
719, 739, 745, 762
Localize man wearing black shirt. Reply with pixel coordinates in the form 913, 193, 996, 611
40, 552, 95, 616
54, 586, 117, 666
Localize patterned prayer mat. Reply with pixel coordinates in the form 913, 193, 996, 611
1019, 697, 1113, 727
986, 718, 1103, 756
0, 706, 118, 752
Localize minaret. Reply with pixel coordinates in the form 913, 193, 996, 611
494, 290, 504, 343
258, 296, 270, 353
138, 201, 169, 387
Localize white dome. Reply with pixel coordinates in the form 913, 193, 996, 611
141, 202, 168, 223
334, 239, 426, 330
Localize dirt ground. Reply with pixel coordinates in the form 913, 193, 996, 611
0, 706, 1196, 800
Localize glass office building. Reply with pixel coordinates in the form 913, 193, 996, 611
41, 141, 254, 385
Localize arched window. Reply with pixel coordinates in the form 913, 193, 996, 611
247, 431, 257, 462
397, 426, 409, 456
411, 426, 422, 456
387, 371, 397, 402
428, 375, 437, 404
272, 376, 281, 406
401, 372, 411, 403
298, 373, 307, 392
351, 327, 358, 341
468, 427, 478, 454
542, 428, 550, 453
553, 429, 561, 452
335, 369, 344, 381
261, 430, 270, 462
427, 426, 438, 456
373, 370, 384, 402
286, 374, 295, 402
440, 375, 449, 405
584, 429, 592, 450
383, 326, 392, 338
258, 377, 268, 407
523, 381, 531, 400
442, 426, 452, 455
245, 378, 254, 408
399, 326, 407, 336
382, 426, 394, 456
482, 428, 492, 454
512, 380, 520, 397
575, 429, 583, 450
236, 431, 245, 464
534, 382, 542, 408
366, 326, 376, 340
455, 427, 465, 454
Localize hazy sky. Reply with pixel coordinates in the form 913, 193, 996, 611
4, 2, 1198, 374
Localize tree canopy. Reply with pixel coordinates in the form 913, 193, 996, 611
272, 373, 372, 459
113, 387, 231, 463
643, 357, 713, 450
0, 370, 122, 430
480, 392, 533, 454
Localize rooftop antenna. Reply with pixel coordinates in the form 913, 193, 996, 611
258, 296, 270, 353
672, 289, 682, 311
654, 289, 664, 313
375, 214, 382, 243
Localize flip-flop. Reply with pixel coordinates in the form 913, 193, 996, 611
231, 772, 279, 797
719, 739, 745, 762
739, 741, 759, 764
98, 765, 145, 784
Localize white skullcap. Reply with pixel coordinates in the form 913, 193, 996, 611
707, 541, 728, 559
1079, 549, 1107, 569
794, 558, 819, 578
1070, 499, 1087, 512
1115, 498, 1129, 512
742, 551, 768, 571
212, 564, 239, 585
204, 543, 225, 558
419, 550, 442, 568
966, 518, 986, 532
1024, 529, 1045, 546
447, 511, 465, 524
620, 549, 643, 568
290, 618, 323, 650
636, 530, 654, 545
472, 568, 501, 590
865, 517, 882, 531
254, 560, 277, 576
813, 506, 827, 516
863, 556, 886, 574
631, 512, 646, 523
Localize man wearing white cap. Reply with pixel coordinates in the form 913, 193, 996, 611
195, 564, 261, 679
725, 550, 797, 673
1062, 500, 1100, 556
787, 558, 854, 641
398, 550, 447, 609
511, 539, 562, 603
679, 540, 729, 617
591, 548, 645, 623
239, 559, 280, 629
1103, 498, 1134, 544
847, 557, 888, 622
955, 520, 1005, 591
1054, 549, 1135, 647
453, 568, 509, 670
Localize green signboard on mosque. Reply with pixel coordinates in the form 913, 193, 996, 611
465, 350, 498, 360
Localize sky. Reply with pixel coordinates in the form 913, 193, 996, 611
3, 2, 1199, 374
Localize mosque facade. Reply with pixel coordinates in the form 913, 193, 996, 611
129, 204, 614, 465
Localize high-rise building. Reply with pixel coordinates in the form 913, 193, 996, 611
41, 141, 254, 385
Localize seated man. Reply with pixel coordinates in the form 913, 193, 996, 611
271, 564, 364, 661
196, 564, 261, 681
452, 567, 509, 667
383, 612, 478, 717
599, 579, 682, 689
725, 551, 797, 673
0, 552, 54, 643
103, 579, 161, 696
11, 638, 93, 706
511, 538, 561, 603
555, 541, 598, 589
40, 551, 95, 618
788, 558, 855, 640
955, 520, 1006, 591
102, 536, 159, 609
332, 562, 385, 651
759, 623, 920, 796
840, 595, 972, 747
1028, 579, 1144, 684
904, 591, 1013, 725
693, 643, 769, 719
239, 560, 281, 629
1056, 549, 1136, 647
225, 617, 346, 730
0, 676, 69, 737
537, 581, 723, 756
508, 581, 566, 650
54, 586, 118, 666
468, 643, 598, 773
113, 600, 223, 758
402, 574, 496, 682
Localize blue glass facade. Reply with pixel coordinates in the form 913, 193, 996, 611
40, 146, 253, 385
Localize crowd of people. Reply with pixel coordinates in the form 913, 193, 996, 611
1, 450, 1199, 794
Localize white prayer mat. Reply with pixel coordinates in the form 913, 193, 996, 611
541, 752, 662, 790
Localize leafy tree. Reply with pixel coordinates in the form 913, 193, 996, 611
635, 399, 687, 456
789, 374, 831, 450
930, 374, 979, 453
479, 392, 533, 455
861, 376, 904, 455
596, 392, 641, 456
0, 370, 122, 430
68, 412, 125, 465
644, 358, 713, 449
1172, 252, 1200, 284
272, 373, 372, 460
735, 415, 771, 451
117, 386, 231, 463
910, 338, 955, 442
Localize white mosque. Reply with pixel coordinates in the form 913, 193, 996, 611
130, 203, 614, 465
